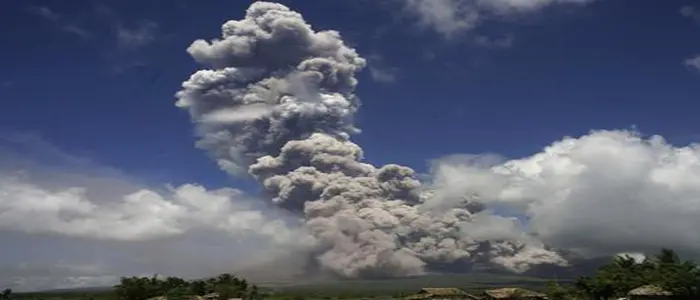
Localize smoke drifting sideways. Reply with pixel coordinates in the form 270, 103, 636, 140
175, 1, 567, 278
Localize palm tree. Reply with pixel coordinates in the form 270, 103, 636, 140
239, 279, 248, 292
654, 248, 680, 265
248, 285, 259, 300
190, 280, 207, 296
613, 255, 637, 269
217, 274, 233, 284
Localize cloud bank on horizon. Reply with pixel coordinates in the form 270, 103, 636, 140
2, 0, 700, 292
0, 133, 306, 291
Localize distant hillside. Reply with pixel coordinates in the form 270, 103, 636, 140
12, 286, 114, 300
234, 251, 611, 289
259, 272, 560, 295
19, 286, 113, 294
522, 256, 612, 279
17, 254, 610, 296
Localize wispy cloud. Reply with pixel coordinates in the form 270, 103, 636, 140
401, 0, 479, 40
474, 34, 515, 49
91, 4, 161, 75
109, 24, 161, 76
369, 66, 399, 83
681, 6, 700, 72
62, 25, 91, 38
396, 0, 597, 39
115, 21, 159, 51
27, 6, 91, 38
89, 4, 160, 53
681, 5, 700, 23
28, 6, 59, 22
367, 54, 400, 83
27, 3, 160, 74
684, 56, 700, 72
36, 3, 162, 75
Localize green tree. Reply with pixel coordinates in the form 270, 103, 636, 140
214, 283, 239, 300
189, 280, 207, 296
575, 275, 615, 300
546, 281, 578, 300
165, 286, 189, 300
653, 248, 680, 265
216, 274, 234, 284
113, 273, 258, 300
238, 279, 248, 293
599, 254, 649, 295
247, 285, 260, 300
654, 260, 700, 298
115, 275, 167, 300
1, 289, 12, 300
573, 248, 700, 300
164, 276, 188, 291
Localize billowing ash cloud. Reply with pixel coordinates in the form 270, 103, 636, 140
176, 1, 566, 278
176, 1, 366, 175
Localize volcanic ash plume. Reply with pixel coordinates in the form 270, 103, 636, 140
176, 1, 365, 176
176, 1, 567, 277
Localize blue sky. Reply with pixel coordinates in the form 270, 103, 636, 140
2, 0, 700, 291
2, 0, 699, 190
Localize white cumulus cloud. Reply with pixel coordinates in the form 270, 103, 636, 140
0, 177, 295, 242
429, 129, 700, 259
0, 133, 306, 291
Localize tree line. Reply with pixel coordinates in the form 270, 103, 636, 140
3, 249, 699, 300
547, 248, 700, 300
114, 273, 259, 300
